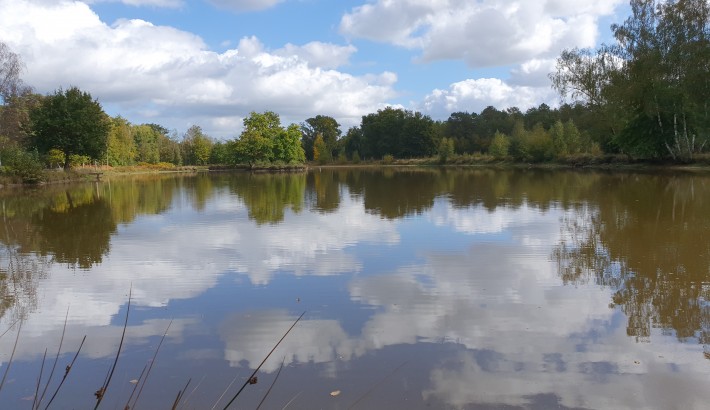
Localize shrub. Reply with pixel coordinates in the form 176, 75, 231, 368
488, 132, 510, 159
2, 147, 44, 183
382, 154, 394, 164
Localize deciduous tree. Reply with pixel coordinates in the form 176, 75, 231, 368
30, 87, 109, 169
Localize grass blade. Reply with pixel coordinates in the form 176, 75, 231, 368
44, 335, 86, 410
347, 361, 408, 410
255, 357, 285, 410
0, 318, 20, 340
221, 311, 305, 410
94, 286, 132, 409
122, 363, 147, 410
281, 391, 302, 410
32, 348, 48, 410
211, 374, 239, 410
36, 307, 70, 410
0, 320, 22, 395
177, 374, 205, 410
171, 378, 192, 410
129, 319, 172, 409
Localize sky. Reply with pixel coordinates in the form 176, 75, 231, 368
0, 0, 629, 139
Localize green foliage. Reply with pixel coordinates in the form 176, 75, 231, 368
301, 115, 341, 161
526, 124, 554, 162
233, 128, 273, 168
45, 148, 65, 168
181, 125, 213, 165
351, 150, 361, 163
209, 141, 230, 164
107, 116, 136, 166
273, 124, 306, 164
69, 154, 92, 167
157, 131, 182, 165
551, 0, 710, 159
313, 133, 329, 164
509, 119, 528, 160
133, 124, 160, 164
488, 131, 510, 158
1, 146, 43, 183
437, 137, 455, 163
232, 111, 305, 167
30, 86, 110, 169
550, 120, 567, 158
0, 92, 43, 147
360, 108, 437, 159
382, 154, 394, 164
563, 120, 582, 154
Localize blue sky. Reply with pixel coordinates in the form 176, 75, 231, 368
0, 0, 628, 138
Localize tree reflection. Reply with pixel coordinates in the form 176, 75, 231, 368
554, 175, 710, 350
0, 176, 185, 320
305, 169, 342, 213
32, 192, 116, 268
345, 168, 445, 219
229, 172, 306, 224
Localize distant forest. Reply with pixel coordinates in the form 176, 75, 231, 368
0, 0, 708, 181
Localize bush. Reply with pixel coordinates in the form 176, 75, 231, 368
2, 147, 44, 183
488, 132, 510, 159
382, 154, 394, 164
351, 150, 361, 164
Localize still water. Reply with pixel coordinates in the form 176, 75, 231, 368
0, 168, 708, 409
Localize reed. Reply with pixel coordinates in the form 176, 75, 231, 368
221, 310, 306, 410
94, 286, 132, 409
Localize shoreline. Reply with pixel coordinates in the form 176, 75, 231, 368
3, 159, 710, 188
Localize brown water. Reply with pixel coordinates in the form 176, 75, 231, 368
0, 168, 708, 409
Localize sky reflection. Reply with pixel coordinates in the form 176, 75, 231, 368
0, 170, 708, 409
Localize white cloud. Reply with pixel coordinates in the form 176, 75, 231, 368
341, 0, 625, 67
419, 77, 556, 117
82, 0, 185, 7
0, 0, 396, 138
276, 42, 357, 70
205, 0, 284, 12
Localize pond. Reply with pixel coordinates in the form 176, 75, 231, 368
0, 167, 708, 409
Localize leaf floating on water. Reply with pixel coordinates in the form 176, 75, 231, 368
129, 379, 139, 384
330, 390, 341, 397
249, 376, 258, 385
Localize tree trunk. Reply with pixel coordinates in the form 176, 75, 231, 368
63, 152, 71, 170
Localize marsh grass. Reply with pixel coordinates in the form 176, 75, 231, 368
1, 302, 307, 409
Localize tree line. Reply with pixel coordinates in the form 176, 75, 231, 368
1, 0, 708, 181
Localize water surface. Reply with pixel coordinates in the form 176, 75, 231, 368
0, 168, 708, 409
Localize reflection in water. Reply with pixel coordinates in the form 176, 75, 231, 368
554, 175, 710, 347
0, 169, 708, 409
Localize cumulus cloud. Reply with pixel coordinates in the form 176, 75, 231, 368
205, 0, 284, 12
341, 0, 625, 67
275, 42, 357, 70
0, 0, 396, 137
419, 77, 557, 117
